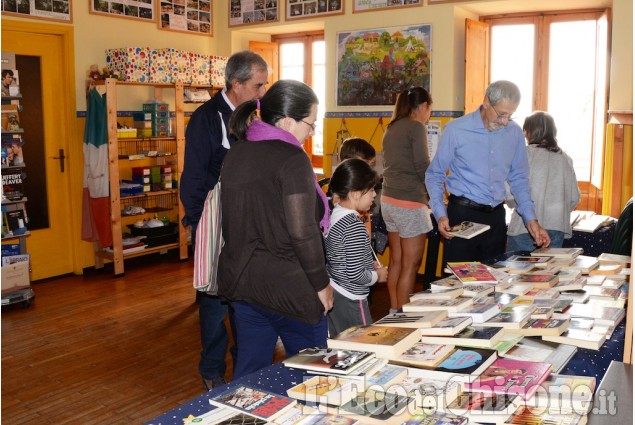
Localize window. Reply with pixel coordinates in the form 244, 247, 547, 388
273, 31, 325, 169
485, 10, 609, 185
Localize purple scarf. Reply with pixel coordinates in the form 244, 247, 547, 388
246, 119, 330, 232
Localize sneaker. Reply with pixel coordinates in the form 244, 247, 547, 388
202, 376, 226, 391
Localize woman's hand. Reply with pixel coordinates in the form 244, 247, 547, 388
318, 285, 334, 314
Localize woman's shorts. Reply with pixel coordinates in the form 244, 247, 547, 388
380, 202, 433, 238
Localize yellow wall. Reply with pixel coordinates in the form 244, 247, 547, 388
2, 0, 631, 272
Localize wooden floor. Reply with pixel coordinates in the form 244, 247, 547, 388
1, 252, 423, 424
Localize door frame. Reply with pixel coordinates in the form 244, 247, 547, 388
2, 19, 82, 277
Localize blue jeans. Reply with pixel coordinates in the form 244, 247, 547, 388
198, 293, 228, 380
507, 230, 565, 252
232, 301, 328, 379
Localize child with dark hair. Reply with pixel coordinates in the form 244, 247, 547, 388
325, 158, 388, 336
339, 137, 377, 165
507, 111, 580, 251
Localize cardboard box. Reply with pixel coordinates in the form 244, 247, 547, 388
210, 55, 228, 86
105, 47, 151, 83
1, 260, 30, 293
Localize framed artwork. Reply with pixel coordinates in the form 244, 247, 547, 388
159, 0, 212, 35
228, 0, 278, 27
353, 0, 421, 14
286, 0, 343, 21
90, 0, 154, 21
427, 0, 471, 4
2, 0, 72, 22
336, 24, 431, 107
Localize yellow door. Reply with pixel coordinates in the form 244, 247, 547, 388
2, 21, 76, 280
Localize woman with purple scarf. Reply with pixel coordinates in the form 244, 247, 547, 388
218, 80, 334, 378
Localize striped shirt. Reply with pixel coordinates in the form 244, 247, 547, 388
325, 205, 377, 300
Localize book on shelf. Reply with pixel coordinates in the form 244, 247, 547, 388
387, 376, 463, 409
319, 389, 416, 425
293, 413, 359, 425
542, 329, 607, 350
505, 318, 570, 337
502, 405, 588, 425
327, 325, 422, 359
447, 262, 498, 284
506, 273, 559, 289
401, 297, 473, 313
447, 301, 502, 324
552, 277, 587, 291
501, 338, 577, 374
506, 255, 555, 265
530, 247, 583, 259
402, 411, 468, 425
466, 358, 552, 400
282, 347, 376, 375
405, 346, 498, 383
390, 342, 455, 369
364, 363, 409, 389
460, 284, 495, 297
285, 375, 365, 406
419, 326, 505, 349
210, 385, 297, 422
410, 287, 464, 301
448, 221, 491, 239
374, 311, 448, 329
481, 306, 534, 330
597, 252, 631, 266
562, 255, 600, 274
419, 317, 473, 336
429, 276, 464, 290
445, 392, 520, 424
588, 263, 623, 275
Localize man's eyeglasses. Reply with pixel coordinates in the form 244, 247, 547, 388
489, 102, 515, 122
300, 119, 317, 131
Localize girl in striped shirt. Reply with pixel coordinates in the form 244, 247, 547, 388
325, 158, 388, 336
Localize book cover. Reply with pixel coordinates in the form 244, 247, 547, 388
430, 276, 464, 290
283, 347, 375, 375
364, 364, 409, 389
387, 376, 462, 409
481, 307, 533, 330
285, 375, 364, 406
597, 252, 631, 266
507, 274, 559, 288
552, 277, 586, 291
410, 287, 464, 301
2, 167, 25, 201
448, 302, 502, 323
562, 255, 600, 273
401, 297, 473, 313
446, 392, 519, 423
588, 263, 623, 275
506, 255, 554, 265
407, 347, 498, 383
567, 303, 625, 326
419, 317, 473, 336
402, 411, 468, 425
467, 358, 552, 400
461, 284, 495, 297
391, 342, 455, 368
447, 262, 498, 284
521, 288, 559, 300
323, 389, 415, 425
539, 373, 596, 401
506, 318, 569, 337
501, 339, 577, 373
553, 269, 582, 281
420, 326, 505, 349
327, 326, 422, 359
583, 286, 620, 300
503, 406, 588, 424
374, 311, 448, 329
530, 247, 583, 259
542, 329, 607, 350
573, 214, 614, 233
448, 221, 491, 239
210, 385, 297, 421
492, 260, 538, 274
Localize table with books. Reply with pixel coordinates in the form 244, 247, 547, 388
148, 248, 629, 425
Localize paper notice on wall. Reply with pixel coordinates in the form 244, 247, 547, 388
427, 120, 441, 160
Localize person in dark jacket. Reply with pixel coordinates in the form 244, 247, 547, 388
180, 50, 268, 390
218, 80, 334, 379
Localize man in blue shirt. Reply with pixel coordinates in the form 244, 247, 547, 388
425, 80, 550, 263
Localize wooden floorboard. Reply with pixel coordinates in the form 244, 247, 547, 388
1, 251, 422, 424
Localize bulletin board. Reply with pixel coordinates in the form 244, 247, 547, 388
159, 0, 212, 35
286, 0, 343, 21
2, 0, 72, 22
229, 0, 278, 27
353, 0, 421, 14
90, 0, 154, 22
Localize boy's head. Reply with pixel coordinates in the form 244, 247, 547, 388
339, 137, 376, 166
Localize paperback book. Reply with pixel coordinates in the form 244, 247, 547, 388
597, 252, 631, 266
402, 411, 467, 425
506, 255, 554, 265
390, 342, 455, 368
542, 329, 607, 350
419, 326, 505, 349
419, 317, 473, 336
374, 311, 448, 329
507, 274, 559, 289
530, 247, 583, 259
210, 385, 297, 422
364, 363, 409, 389
410, 288, 464, 301
492, 260, 538, 274
320, 389, 415, 425
588, 263, 623, 275
506, 318, 570, 337
405, 347, 498, 383
327, 326, 422, 359
285, 375, 364, 406
445, 392, 519, 424
387, 376, 462, 409
448, 302, 502, 324
562, 255, 600, 274
480, 306, 534, 330
430, 276, 464, 290
283, 347, 376, 375
467, 358, 552, 400
501, 338, 577, 374
460, 284, 495, 297
447, 262, 498, 284
503, 405, 588, 424
401, 297, 473, 313
552, 277, 587, 291
531, 373, 596, 406
448, 221, 491, 239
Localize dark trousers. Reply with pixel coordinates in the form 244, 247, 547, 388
198, 293, 230, 380
443, 200, 507, 264
232, 301, 328, 379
